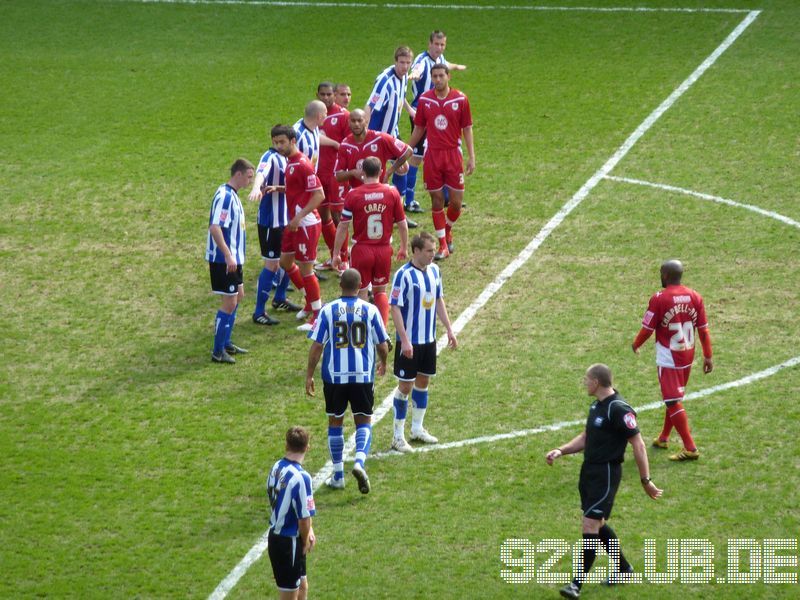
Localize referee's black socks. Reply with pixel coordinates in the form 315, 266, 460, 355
599, 524, 632, 573
574, 533, 600, 589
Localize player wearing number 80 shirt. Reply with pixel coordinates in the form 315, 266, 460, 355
332, 156, 409, 328
632, 259, 713, 462
306, 269, 390, 493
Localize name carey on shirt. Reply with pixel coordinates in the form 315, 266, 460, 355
364, 199, 388, 213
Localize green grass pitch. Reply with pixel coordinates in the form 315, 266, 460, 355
1, 0, 799, 598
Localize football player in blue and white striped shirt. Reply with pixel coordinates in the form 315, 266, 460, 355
406, 31, 467, 212
266, 426, 316, 598
389, 232, 457, 452
248, 127, 302, 326
306, 269, 389, 494
294, 99, 340, 174
365, 46, 415, 210
206, 158, 254, 364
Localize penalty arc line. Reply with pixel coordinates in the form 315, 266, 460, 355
603, 175, 800, 229
208, 9, 762, 599
366, 354, 800, 460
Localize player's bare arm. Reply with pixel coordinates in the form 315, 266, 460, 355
305, 342, 323, 397
248, 172, 265, 201
383, 147, 413, 183
435, 297, 457, 349
288, 189, 325, 231
396, 220, 409, 261
376, 341, 389, 376
545, 431, 587, 464
629, 433, 663, 499
319, 132, 339, 149
299, 517, 314, 554
209, 225, 237, 273
407, 125, 426, 151
391, 305, 413, 359
463, 126, 476, 175
331, 220, 350, 269
446, 60, 467, 71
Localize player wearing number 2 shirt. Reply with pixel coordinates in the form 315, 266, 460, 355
632, 260, 713, 461
332, 157, 409, 327
407, 63, 475, 260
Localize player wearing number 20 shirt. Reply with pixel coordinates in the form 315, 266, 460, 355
632, 259, 713, 461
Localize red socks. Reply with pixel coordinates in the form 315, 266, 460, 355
321, 219, 337, 257
665, 402, 696, 451
374, 291, 390, 326
303, 272, 322, 318
432, 209, 447, 245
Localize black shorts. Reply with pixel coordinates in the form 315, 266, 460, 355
409, 114, 426, 157
393, 341, 437, 381
579, 462, 622, 520
209, 262, 243, 295
258, 224, 283, 260
323, 382, 374, 417
267, 530, 306, 592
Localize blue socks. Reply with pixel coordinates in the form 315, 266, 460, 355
393, 390, 409, 439
224, 306, 237, 348
411, 386, 429, 434
392, 172, 407, 199
406, 165, 418, 206
328, 426, 345, 480
273, 268, 290, 303
213, 310, 231, 354
254, 268, 276, 316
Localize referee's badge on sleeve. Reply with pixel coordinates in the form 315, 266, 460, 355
624, 412, 638, 429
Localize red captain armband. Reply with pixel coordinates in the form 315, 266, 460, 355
698, 327, 713, 358
632, 327, 652, 350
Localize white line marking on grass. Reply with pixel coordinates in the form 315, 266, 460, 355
208, 9, 761, 599
604, 176, 800, 229
130, 0, 752, 14
366, 355, 800, 460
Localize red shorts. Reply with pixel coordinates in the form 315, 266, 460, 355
350, 243, 393, 288
319, 173, 345, 211
281, 222, 321, 263
658, 366, 692, 402
423, 148, 464, 192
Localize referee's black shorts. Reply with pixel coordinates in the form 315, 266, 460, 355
258, 224, 283, 260
267, 530, 306, 592
579, 462, 622, 520
323, 381, 374, 417
393, 341, 437, 381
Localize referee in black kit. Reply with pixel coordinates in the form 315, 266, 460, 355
546, 364, 663, 599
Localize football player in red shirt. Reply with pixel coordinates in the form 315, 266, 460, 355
334, 109, 412, 190
407, 63, 475, 260
632, 260, 713, 461
315, 82, 351, 271
332, 156, 409, 327
273, 125, 325, 332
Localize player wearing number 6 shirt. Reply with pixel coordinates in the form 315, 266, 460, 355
332, 156, 409, 328
632, 259, 713, 462
407, 63, 475, 261
306, 269, 389, 494
389, 232, 457, 453
272, 125, 325, 333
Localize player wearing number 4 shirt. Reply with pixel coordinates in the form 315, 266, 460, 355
306, 269, 390, 493
272, 125, 325, 333
407, 63, 475, 261
332, 156, 409, 329
632, 259, 713, 462
389, 232, 457, 453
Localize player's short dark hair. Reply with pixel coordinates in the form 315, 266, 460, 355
395, 46, 413, 60
431, 63, 450, 76
430, 30, 447, 41
230, 158, 255, 176
586, 364, 613, 388
362, 156, 381, 178
270, 125, 296, 140
286, 426, 310, 453
317, 81, 334, 92
411, 231, 436, 252
334, 82, 350, 92
340, 268, 361, 293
